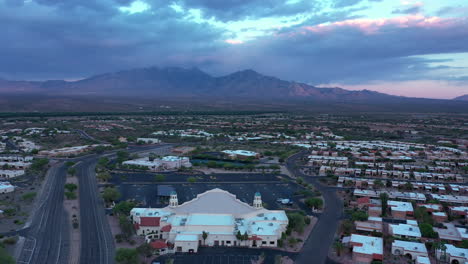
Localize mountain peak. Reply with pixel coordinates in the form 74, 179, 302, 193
454, 94, 468, 101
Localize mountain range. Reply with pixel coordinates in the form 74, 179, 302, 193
454, 94, 468, 101
0, 67, 401, 100
0, 67, 467, 112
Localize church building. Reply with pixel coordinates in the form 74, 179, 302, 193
130, 188, 288, 253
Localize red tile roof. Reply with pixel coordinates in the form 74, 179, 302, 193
161, 224, 172, 232
150, 240, 168, 249
140, 217, 160, 227
357, 196, 370, 204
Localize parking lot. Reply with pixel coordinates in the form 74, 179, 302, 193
155, 247, 297, 264
110, 171, 282, 184
114, 173, 310, 211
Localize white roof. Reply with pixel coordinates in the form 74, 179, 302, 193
187, 214, 234, 226
390, 224, 421, 238
175, 234, 198, 242
222, 150, 258, 156
350, 234, 383, 255
389, 200, 413, 212
173, 188, 257, 215
444, 244, 468, 260
457, 228, 468, 240
416, 256, 430, 264
392, 240, 427, 254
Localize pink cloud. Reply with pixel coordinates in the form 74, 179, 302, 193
320, 80, 468, 99
225, 39, 244, 45
301, 15, 456, 35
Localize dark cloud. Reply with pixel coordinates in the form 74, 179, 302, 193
0, 0, 467, 89
392, 5, 421, 15
0, 0, 225, 79
201, 18, 468, 85
333, 0, 363, 8
176, 0, 322, 22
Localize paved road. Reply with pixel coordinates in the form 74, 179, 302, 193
16, 163, 70, 264
77, 156, 115, 264
11, 143, 173, 264
286, 151, 343, 264
77, 144, 173, 264
75, 129, 106, 144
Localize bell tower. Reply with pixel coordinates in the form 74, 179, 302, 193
169, 191, 178, 207
253, 192, 262, 209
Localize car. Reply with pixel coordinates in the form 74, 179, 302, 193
277, 198, 293, 205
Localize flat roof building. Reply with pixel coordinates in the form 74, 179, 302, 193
348, 234, 383, 264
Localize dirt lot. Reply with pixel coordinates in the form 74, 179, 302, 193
0, 177, 43, 233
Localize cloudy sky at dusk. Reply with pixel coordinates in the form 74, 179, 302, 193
1, 0, 467, 98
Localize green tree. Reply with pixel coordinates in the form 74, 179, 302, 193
65, 183, 78, 192
113, 201, 137, 216
305, 197, 323, 209
98, 157, 109, 167
136, 243, 153, 260
30, 158, 49, 171
116, 151, 130, 164
119, 215, 134, 239
351, 210, 369, 221
187, 176, 197, 183
67, 167, 77, 176
115, 248, 138, 264
65, 161, 76, 167
202, 231, 208, 246
65, 191, 77, 199
154, 174, 165, 182
341, 220, 354, 235
97, 171, 111, 182
379, 193, 388, 217
334, 241, 344, 256
460, 240, 468, 249
419, 223, 438, 238
21, 192, 37, 202
287, 212, 306, 233
0, 247, 15, 264
102, 187, 121, 203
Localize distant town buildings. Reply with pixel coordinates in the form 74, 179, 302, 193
0, 182, 15, 194
137, 138, 161, 144
123, 156, 192, 171
221, 150, 259, 160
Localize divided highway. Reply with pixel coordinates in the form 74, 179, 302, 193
77, 156, 115, 264
16, 163, 70, 264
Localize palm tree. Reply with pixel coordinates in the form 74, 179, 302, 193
202, 231, 208, 246
333, 241, 344, 257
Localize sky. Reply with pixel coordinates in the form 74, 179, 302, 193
0, 0, 467, 99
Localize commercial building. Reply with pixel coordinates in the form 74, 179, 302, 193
130, 188, 288, 254
137, 138, 161, 144
221, 150, 259, 160
0, 182, 15, 194
0, 170, 25, 179
123, 156, 192, 171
